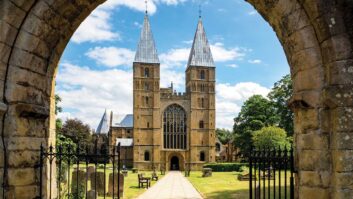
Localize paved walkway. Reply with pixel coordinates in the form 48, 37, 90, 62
137, 171, 203, 199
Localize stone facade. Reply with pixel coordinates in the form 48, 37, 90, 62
0, 0, 352, 198
131, 63, 216, 171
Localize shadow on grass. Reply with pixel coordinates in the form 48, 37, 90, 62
205, 186, 291, 199
206, 189, 248, 199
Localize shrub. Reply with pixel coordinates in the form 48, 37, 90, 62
203, 163, 248, 172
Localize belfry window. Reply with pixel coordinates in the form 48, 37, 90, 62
200, 70, 205, 80
163, 104, 187, 149
144, 68, 150, 77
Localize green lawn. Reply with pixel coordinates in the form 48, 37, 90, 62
187, 171, 292, 199
187, 172, 248, 199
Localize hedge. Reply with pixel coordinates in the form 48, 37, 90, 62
203, 163, 248, 172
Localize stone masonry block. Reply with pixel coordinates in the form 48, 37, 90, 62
8, 168, 36, 186
297, 149, 330, 171
332, 150, 353, 172
299, 186, 330, 199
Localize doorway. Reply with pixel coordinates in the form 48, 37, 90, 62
170, 156, 179, 170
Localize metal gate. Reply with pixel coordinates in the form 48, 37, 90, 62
38, 143, 121, 199
249, 147, 295, 199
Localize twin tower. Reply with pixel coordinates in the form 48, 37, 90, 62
132, 13, 216, 170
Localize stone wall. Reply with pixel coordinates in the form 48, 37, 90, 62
0, 0, 352, 198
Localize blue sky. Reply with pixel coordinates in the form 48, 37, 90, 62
56, 0, 289, 130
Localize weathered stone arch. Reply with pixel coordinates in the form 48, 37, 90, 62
0, 0, 352, 198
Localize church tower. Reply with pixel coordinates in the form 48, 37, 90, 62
186, 17, 216, 166
133, 13, 161, 170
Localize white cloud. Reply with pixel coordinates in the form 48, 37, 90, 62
56, 63, 133, 129
71, 0, 188, 43
157, 0, 188, 5
227, 64, 238, 68
248, 10, 257, 16
211, 43, 245, 62
134, 21, 143, 28
248, 59, 262, 64
216, 82, 270, 129
86, 47, 135, 67
160, 48, 190, 68
72, 9, 120, 43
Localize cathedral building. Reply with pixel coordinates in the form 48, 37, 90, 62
98, 13, 216, 171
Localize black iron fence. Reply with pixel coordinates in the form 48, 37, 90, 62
38, 143, 122, 199
248, 147, 295, 199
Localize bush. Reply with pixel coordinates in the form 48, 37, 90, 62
203, 163, 248, 172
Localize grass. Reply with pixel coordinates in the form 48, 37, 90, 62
59, 164, 161, 199
187, 171, 292, 199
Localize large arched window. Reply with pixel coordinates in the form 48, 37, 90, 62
163, 104, 187, 149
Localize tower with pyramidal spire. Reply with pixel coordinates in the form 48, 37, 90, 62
105, 10, 216, 171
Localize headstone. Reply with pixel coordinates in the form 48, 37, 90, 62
71, 170, 87, 196
122, 169, 128, 177
107, 173, 124, 197
87, 190, 98, 199
87, 166, 95, 176
90, 172, 105, 196
202, 168, 212, 177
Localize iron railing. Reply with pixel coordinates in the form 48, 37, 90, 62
38, 143, 121, 199
249, 147, 295, 199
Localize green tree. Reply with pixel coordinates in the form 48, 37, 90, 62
216, 128, 233, 145
55, 94, 63, 134
61, 118, 92, 147
233, 95, 279, 153
252, 126, 291, 150
268, 74, 294, 135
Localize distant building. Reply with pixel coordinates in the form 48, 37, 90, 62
96, 13, 216, 171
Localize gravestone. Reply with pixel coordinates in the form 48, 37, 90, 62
202, 168, 212, 177
71, 170, 87, 195
87, 166, 95, 176
107, 173, 124, 197
87, 190, 98, 199
90, 172, 105, 196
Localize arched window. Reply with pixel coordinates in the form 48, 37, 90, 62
199, 120, 204, 129
200, 151, 205, 161
216, 143, 221, 152
144, 151, 150, 161
163, 104, 187, 149
144, 68, 150, 77
200, 70, 205, 80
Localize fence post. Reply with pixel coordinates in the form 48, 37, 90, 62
117, 143, 121, 199
249, 148, 253, 199
290, 146, 294, 199
39, 144, 44, 199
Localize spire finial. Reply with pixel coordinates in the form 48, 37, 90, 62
199, 4, 202, 18
145, 0, 148, 15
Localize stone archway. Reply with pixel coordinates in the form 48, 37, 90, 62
0, 0, 352, 198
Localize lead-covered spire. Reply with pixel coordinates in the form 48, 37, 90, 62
134, 14, 159, 64
187, 18, 215, 67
